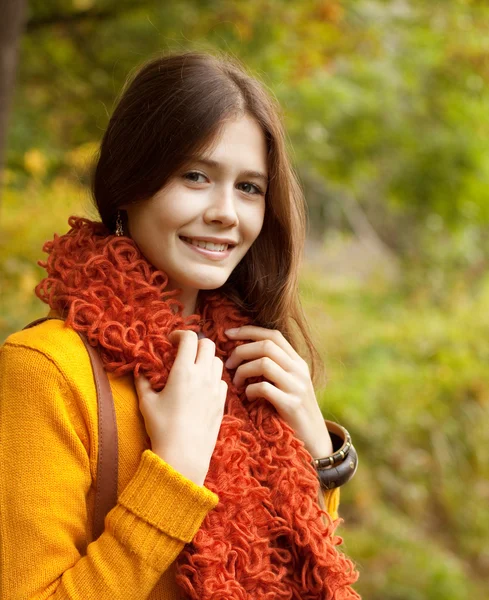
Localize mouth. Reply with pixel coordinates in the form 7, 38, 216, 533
179, 236, 235, 260
180, 236, 232, 252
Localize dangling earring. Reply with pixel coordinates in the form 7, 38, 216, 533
115, 210, 124, 237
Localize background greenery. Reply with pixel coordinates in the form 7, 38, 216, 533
1, 1, 488, 598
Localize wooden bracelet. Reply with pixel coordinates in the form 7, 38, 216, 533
316, 444, 358, 490
312, 420, 358, 489
313, 420, 352, 469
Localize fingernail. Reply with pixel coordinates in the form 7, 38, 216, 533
225, 328, 239, 335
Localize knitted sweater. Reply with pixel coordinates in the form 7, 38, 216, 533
0, 317, 340, 600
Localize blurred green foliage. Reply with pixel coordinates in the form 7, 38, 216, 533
302, 264, 489, 599
7, 0, 489, 258
2, 0, 489, 598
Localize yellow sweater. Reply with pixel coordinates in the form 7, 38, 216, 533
0, 318, 340, 599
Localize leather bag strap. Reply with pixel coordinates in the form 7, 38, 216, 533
23, 316, 119, 541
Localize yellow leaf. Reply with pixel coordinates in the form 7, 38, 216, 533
24, 149, 47, 178
72, 0, 95, 10
65, 141, 99, 171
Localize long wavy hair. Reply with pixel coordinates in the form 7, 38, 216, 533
91, 50, 325, 389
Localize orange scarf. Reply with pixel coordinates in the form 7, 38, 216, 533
36, 216, 360, 599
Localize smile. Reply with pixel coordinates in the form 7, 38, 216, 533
179, 236, 234, 261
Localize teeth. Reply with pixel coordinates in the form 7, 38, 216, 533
181, 237, 228, 252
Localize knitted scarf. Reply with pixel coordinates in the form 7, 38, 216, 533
35, 216, 360, 599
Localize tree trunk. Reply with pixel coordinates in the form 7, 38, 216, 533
0, 0, 28, 201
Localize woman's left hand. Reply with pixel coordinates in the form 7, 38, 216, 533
224, 326, 333, 459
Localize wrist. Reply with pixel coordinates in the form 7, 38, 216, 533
305, 418, 333, 458
152, 448, 207, 487
313, 420, 352, 467
312, 419, 358, 490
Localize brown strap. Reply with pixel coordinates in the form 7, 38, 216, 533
23, 317, 119, 541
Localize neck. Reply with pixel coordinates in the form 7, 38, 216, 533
169, 284, 199, 318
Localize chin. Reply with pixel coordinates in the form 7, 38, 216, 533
196, 278, 230, 290
173, 272, 230, 292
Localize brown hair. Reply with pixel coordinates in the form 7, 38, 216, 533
91, 50, 325, 388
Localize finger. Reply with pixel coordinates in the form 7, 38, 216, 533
212, 355, 224, 380
134, 372, 150, 393
195, 338, 217, 365
134, 373, 157, 403
244, 381, 293, 413
233, 357, 288, 389
219, 379, 228, 403
225, 326, 297, 360
170, 330, 199, 366
225, 339, 293, 371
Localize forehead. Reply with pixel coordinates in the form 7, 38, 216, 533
186, 115, 268, 179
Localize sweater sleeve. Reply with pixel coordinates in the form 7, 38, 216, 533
323, 488, 340, 521
0, 342, 219, 600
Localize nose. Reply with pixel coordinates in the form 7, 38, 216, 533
203, 186, 239, 227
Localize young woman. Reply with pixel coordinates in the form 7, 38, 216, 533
0, 51, 360, 599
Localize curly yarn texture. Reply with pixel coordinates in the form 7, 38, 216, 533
36, 217, 360, 599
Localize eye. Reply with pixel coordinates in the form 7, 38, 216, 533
183, 171, 207, 183
183, 171, 265, 196
238, 182, 264, 196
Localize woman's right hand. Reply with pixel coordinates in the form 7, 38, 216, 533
135, 330, 228, 487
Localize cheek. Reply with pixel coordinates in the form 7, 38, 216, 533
129, 200, 183, 235
244, 204, 265, 244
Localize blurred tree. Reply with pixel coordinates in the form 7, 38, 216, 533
0, 0, 27, 201
5, 0, 489, 261
3, 3, 489, 598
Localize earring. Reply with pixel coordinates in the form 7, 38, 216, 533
115, 210, 124, 237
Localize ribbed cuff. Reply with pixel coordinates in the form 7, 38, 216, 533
324, 488, 340, 521
117, 450, 219, 543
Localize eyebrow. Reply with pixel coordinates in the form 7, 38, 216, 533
190, 156, 269, 186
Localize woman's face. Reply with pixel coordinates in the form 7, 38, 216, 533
125, 114, 268, 313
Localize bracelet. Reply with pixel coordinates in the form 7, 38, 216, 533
313, 420, 352, 469
316, 444, 358, 490
312, 419, 358, 490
